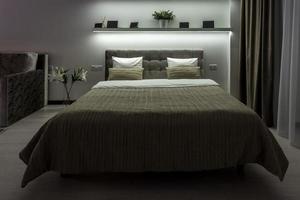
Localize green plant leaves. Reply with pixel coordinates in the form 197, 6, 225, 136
72, 67, 88, 82
152, 10, 175, 20
49, 67, 88, 84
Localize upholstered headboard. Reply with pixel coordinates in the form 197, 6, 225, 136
105, 50, 204, 80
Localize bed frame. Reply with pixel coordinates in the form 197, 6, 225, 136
62, 49, 245, 177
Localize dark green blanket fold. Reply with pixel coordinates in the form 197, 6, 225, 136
20, 85, 288, 187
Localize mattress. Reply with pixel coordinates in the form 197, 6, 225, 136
19, 79, 288, 187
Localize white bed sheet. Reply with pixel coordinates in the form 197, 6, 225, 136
92, 79, 219, 89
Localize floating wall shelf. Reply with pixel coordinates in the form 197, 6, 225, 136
93, 28, 232, 32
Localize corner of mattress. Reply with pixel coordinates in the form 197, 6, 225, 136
19, 151, 29, 165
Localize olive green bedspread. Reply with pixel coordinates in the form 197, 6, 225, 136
20, 85, 288, 187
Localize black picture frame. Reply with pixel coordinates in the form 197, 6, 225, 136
94, 23, 103, 28
179, 22, 189, 28
203, 21, 215, 28
107, 21, 118, 28
130, 22, 139, 28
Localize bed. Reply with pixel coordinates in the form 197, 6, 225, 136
19, 50, 288, 188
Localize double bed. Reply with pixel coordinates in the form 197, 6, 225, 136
19, 50, 288, 187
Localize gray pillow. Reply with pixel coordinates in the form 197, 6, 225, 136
143, 60, 167, 71
166, 67, 201, 79
0, 52, 38, 77
108, 68, 143, 80
143, 60, 167, 79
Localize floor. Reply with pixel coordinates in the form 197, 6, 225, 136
0, 106, 300, 200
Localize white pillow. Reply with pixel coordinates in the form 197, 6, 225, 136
112, 56, 143, 68
167, 57, 198, 68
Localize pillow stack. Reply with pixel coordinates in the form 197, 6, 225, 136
108, 56, 144, 80
166, 57, 201, 79
108, 56, 202, 80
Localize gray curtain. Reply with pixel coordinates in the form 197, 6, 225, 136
277, 0, 300, 148
239, 0, 274, 127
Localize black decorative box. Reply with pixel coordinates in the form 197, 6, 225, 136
203, 21, 215, 28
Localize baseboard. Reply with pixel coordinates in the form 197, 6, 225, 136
48, 100, 76, 105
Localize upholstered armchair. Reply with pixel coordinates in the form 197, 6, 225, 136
0, 52, 48, 127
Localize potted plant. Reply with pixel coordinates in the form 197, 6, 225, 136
152, 10, 175, 28
49, 67, 88, 105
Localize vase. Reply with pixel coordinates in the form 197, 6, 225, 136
158, 19, 170, 28
63, 83, 73, 106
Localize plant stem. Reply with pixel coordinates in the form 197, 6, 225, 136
63, 81, 75, 105
63, 83, 71, 105
68, 82, 74, 100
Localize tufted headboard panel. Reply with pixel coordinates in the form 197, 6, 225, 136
105, 50, 204, 80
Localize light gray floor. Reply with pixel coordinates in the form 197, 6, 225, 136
0, 106, 300, 200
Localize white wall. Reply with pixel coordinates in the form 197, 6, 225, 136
0, 0, 232, 100
95, 0, 230, 28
